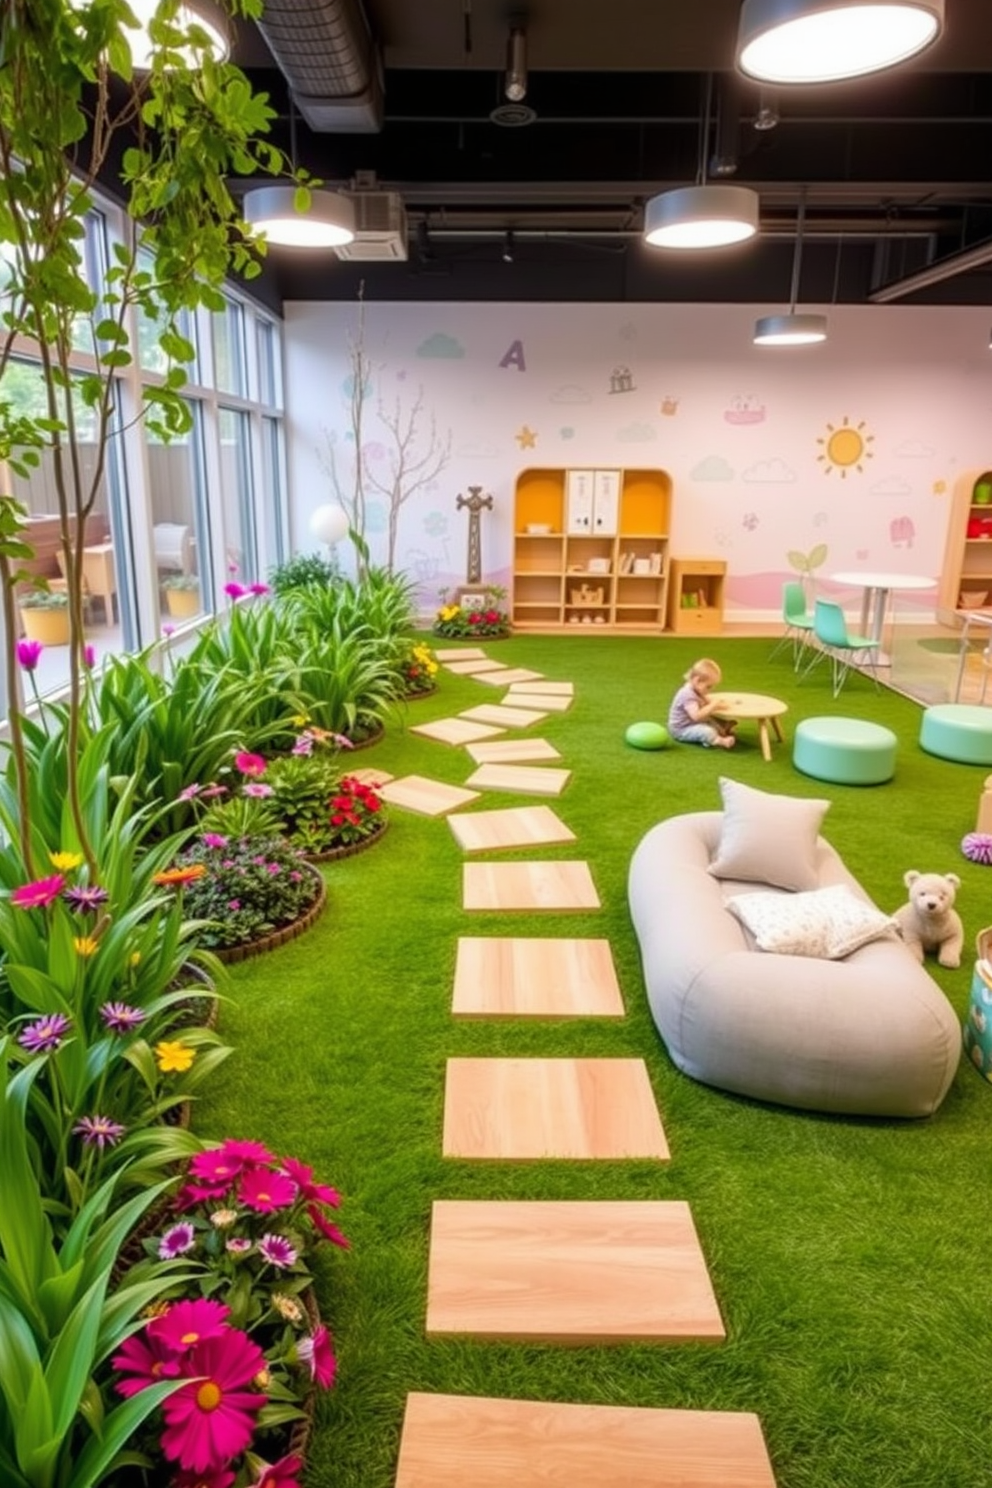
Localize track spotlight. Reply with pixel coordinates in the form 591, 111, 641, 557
505, 26, 528, 102
502, 230, 515, 264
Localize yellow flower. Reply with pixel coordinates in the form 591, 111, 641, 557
291, 713, 310, 727
154, 1039, 195, 1073
210, 1208, 238, 1229
272, 1292, 304, 1322
50, 851, 83, 871
129, 951, 141, 967
73, 935, 99, 957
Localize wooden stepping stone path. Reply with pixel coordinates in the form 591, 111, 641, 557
411, 717, 506, 746
504, 690, 572, 712
473, 667, 546, 686
448, 804, 575, 853
452, 936, 624, 1018
395, 1393, 777, 1488
379, 775, 481, 817
444, 658, 509, 675
425, 1199, 725, 1343
434, 647, 489, 661
504, 680, 573, 695
346, 767, 394, 787
465, 763, 571, 796
465, 738, 561, 764
463, 859, 599, 911
442, 1057, 669, 1160
460, 703, 548, 728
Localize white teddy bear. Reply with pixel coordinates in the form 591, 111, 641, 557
893, 870, 964, 969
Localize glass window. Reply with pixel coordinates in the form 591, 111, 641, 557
217, 407, 257, 583
149, 399, 211, 627
260, 416, 288, 571
212, 298, 246, 396
256, 318, 282, 408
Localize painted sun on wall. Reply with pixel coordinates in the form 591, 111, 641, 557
816, 416, 875, 476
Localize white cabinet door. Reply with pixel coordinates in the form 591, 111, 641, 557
565, 469, 594, 534
592, 469, 620, 535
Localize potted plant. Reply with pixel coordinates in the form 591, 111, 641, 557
18, 589, 70, 645
433, 585, 511, 639
161, 573, 203, 620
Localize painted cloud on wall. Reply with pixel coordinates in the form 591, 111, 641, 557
549, 383, 592, 404
416, 333, 466, 358
743, 458, 797, 483
616, 421, 656, 442
895, 439, 936, 458
691, 455, 735, 481
456, 439, 499, 458
870, 475, 913, 496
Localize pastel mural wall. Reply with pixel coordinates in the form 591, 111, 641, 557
282, 300, 992, 616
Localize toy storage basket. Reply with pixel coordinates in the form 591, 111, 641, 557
964, 927, 992, 1081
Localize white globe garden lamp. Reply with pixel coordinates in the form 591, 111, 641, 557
309, 504, 350, 548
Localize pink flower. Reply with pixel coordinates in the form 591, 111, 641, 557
297, 1323, 336, 1390
227, 899, 241, 911
280, 1156, 341, 1210
173, 1470, 236, 1488
18, 1013, 71, 1054
73, 1114, 125, 1149
199, 784, 229, 799
100, 1001, 146, 1035
150, 1298, 231, 1353
216, 1137, 278, 1167
83, 644, 96, 668
16, 639, 43, 670
11, 873, 65, 909
201, 832, 229, 849
112, 1329, 183, 1398
257, 1233, 298, 1269
175, 1180, 231, 1210
158, 1222, 197, 1259
248, 582, 270, 596
291, 735, 314, 756
224, 581, 248, 600
162, 622, 176, 637
178, 783, 201, 801
233, 751, 267, 778
225, 1236, 253, 1255
238, 1167, 297, 1213
159, 1330, 267, 1473
242, 782, 274, 797
308, 1204, 350, 1249
251, 1454, 304, 1488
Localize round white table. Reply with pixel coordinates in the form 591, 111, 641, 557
828, 571, 935, 648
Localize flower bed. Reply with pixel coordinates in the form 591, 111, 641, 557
165, 840, 326, 961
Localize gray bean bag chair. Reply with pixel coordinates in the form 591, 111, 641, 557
628, 805, 961, 1118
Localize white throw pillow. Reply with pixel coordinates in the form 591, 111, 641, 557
726, 884, 898, 959
708, 777, 831, 892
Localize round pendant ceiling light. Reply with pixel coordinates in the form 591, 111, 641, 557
125, 0, 230, 69
737, 0, 944, 85
644, 184, 760, 250
243, 187, 356, 248
754, 312, 828, 345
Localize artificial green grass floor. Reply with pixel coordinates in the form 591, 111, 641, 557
195, 636, 992, 1488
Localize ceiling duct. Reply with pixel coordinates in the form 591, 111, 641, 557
255, 0, 383, 133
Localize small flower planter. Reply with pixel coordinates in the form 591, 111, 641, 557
19, 605, 70, 645
164, 585, 201, 619
212, 862, 326, 964
304, 817, 389, 863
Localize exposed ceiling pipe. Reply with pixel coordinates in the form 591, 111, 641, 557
869, 235, 992, 301
255, 0, 383, 133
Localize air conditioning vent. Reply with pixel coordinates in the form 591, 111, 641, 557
335, 191, 408, 261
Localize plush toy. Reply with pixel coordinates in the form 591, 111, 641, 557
893, 870, 964, 969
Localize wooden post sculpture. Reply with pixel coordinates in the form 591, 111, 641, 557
456, 485, 493, 584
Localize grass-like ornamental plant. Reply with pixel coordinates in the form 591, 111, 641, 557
269, 551, 341, 595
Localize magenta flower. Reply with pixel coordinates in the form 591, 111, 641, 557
149, 1298, 231, 1354
16, 639, 43, 671
64, 883, 109, 913
242, 782, 274, 798
227, 899, 241, 911
100, 1001, 147, 1035
252, 1455, 304, 1488
217, 1138, 278, 1166
159, 1329, 267, 1473
175, 1180, 231, 1210
307, 1204, 350, 1249
190, 1147, 243, 1185
224, 581, 248, 600
83, 644, 96, 668
233, 751, 267, 778
248, 582, 270, 596
280, 1156, 341, 1210
266, 863, 281, 875
238, 1166, 297, 1213
297, 1323, 336, 1390
173, 1469, 236, 1488
257, 1233, 298, 1269
158, 1222, 197, 1259
73, 1114, 125, 1149
112, 1329, 183, 1398
18, 1012, 71, 1054
201, 832, 229, 849
10, 873, 65, 910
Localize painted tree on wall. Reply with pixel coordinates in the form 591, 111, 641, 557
365, 386, 452, 573
318, 290, 372, 561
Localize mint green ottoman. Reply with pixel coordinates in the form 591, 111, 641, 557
793, 716, 897, 785
920, 704, 992, 765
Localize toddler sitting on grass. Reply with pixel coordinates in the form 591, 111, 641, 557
667, 658, 736, 749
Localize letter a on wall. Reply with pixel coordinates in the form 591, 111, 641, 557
499, 340, 526, 371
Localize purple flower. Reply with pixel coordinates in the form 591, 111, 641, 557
161, 622, 176, 638
224, 581, 247, 600
158, 1222, 197, 1259
248, 582, 270, 596
333, 734, 355, 751
225, 1237, 253, 1255
291, 735, 314, 756
16, 639, 43, 671
201, 833, 229, 849
258, 1233, 298, 1269
243, 783, 274, 798
100, 1001, 147, 1035
63, 884, 110, 913
18, 1013, 71, 1054
73, 1114, 125, 1149
83, 644, 96, 668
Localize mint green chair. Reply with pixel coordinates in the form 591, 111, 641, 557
804, 598, 880, 697
770, 581, 815, 669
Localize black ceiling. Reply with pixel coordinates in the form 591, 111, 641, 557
234, 0, 992, 308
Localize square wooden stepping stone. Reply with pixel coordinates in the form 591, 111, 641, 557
505, 690, 572, 712
453, 937, 624, 1018
443, 658, 508, 675
395, 1393, 777, 1488
347, 767, 394, 787
505, 680, 573, 696
434, 647, 488, 661
474, 667, 545, 686
443, 1058, 669, 1159
411, 717, 506, 746
463, 860, 599, 911
380, 775, 481, 816
466, 763, 570, 797
461, 703, 548, 728
448, 805, 575, 852
426, 1200, 725, 1343
465, 738, 561, 765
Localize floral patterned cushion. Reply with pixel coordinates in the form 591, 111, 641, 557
726, 884, 897, 960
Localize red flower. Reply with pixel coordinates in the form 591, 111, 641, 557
468, 612, 482, 625
484, 608, 500, 623
238, 1166, 297, 1213
160, 1330, 267, 1473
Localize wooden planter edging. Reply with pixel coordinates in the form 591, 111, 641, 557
304, 817, 389, 864
213, 863, 327, 965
